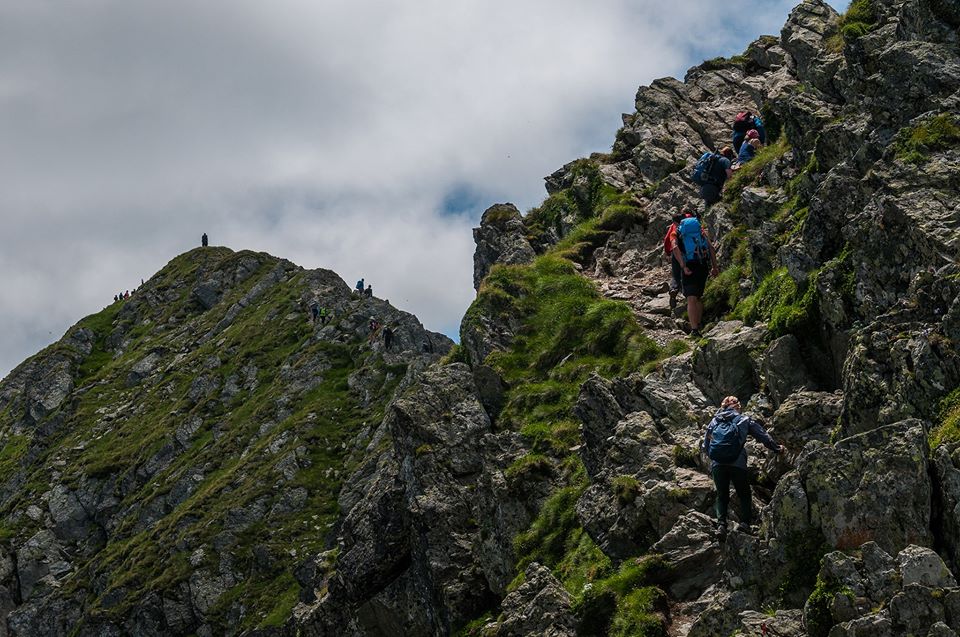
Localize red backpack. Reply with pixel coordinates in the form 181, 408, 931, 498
663, 223, 678, 256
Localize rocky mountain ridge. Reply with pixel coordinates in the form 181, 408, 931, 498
1, 0, 960, 635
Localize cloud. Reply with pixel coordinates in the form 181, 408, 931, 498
0, 0, 811, 377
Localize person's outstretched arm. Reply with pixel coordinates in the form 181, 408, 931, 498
747, 416, 785, 453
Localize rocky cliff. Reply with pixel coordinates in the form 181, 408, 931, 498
2, 0, 960, 635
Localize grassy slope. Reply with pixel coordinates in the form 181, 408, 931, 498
0, 248, 404, 632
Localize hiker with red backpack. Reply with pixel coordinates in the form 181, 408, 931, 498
671, 214, 718, 338
732, 110, 766, 153
702, 395, 785, 540
662, 213, 685, 310
691, 147, 736, 206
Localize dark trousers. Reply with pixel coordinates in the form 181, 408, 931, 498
712, 465, 752, 525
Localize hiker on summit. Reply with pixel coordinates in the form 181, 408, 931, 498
671, 214, 717, 338
355, 278, 364, 294
736, 130, 763, 166
702, 395, 785, 539
201, 233, 208, 247
364, 284, 373, 298
691, 147, 735, 207
731, 110, 766, 153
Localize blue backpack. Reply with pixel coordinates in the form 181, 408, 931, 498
678, 217, 710, 263
691, 152, 720, 186
708, 413, 748, 464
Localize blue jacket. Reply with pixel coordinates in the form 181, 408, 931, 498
737, 141, 758, 165
702, 407, 780, 469
732, 116, 766, 152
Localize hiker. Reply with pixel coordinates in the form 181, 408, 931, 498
691, 147, 735, 207
319, 307, 329, 324
702, 396, 785, 538
355, 278, 364, 294
662, 213, 685, 311
124, 290, 130, 299
368, 317, 380, 342
671, 214, 718, 338
731, 110, 766, 153
364, 284, 373, 298
736, 130, 763, 166
383, 325, 394, 351
201, 233, 208, 247
309, 300, 320, 323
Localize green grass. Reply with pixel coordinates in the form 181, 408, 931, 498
612, 475, 641, 505
723, 138, 790, 211
929, 387, 960, 449
895, 114, 960, 164
0, 247, 409, 633
574, 556, 669, 637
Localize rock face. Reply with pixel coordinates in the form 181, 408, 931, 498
2, 0, 960, 635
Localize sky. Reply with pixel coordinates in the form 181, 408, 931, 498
0, 0, 844, 379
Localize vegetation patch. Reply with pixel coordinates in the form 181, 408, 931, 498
895, 113, 960, 164
929, 387, 960, 449
723, 138, 791, 211
574, 555, 670, 637
805, 567, 855, 637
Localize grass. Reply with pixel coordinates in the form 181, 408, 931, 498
723, 138, 791, 211
929, 387, 960, 449
0, 247, 410, 633
895, 114, 960, 164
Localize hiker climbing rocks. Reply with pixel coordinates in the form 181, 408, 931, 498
691, 147, 735, 207
732, 110, 766, 153
736, 130, 763, 166
364, 284, 373, 298
201, 233, 208, 247
702, 396, 785, 539
662, 213, 685, 311
309, 300, 320, 323
383, 325, 394, 350
671, 214, 717, 338
356, 278, 364, 294
319, 306, 329, 325
368, 317, 380, 342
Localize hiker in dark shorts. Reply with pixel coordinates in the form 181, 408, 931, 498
671, 215, 718, 338
702, 395, 785, 539
700, 147, 736, 207
383, 325, 394, 350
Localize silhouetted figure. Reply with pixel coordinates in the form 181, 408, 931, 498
202, 233, 209, 247
355, 278, 364, 294
383, 326, 394, 351
364, 284, 373, 297
124, 290, 130, 299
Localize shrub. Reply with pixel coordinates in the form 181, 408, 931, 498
895, 114, 960, 164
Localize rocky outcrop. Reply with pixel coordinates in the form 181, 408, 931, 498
473, 204, 536, 291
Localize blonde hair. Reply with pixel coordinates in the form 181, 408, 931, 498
721, 396, 741, 409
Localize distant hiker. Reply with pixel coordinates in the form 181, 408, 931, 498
113, 294, 119, 303
736, 131, 763, 166
309, 300, 320, 323
356, 278, 364, 294
124, 290, 130, 300
364, 284, 373, 298
702, 396, 785, 539
369, 317, 380, 342
383, 325, 395, 350
319, 307, 329, 324
671, 214, 717, 338
732, 110, 766, 153
691, 147, 735, 207
201, 233, 208, 247
662, 213, 686, 311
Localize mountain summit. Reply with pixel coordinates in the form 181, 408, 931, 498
2, 0, 960, 635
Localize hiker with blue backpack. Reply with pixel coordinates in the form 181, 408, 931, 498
732, 110, 766, 153
670, 213, 718, 338
691, 147, 736, 206
736, 130, 763, 166
702, 395, 785, 540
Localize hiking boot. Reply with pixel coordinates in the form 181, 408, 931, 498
668, 288, 678, 310
715, 520, 728, 541
690, 328, 702, 339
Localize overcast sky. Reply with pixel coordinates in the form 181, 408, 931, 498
0, 0, 842, 379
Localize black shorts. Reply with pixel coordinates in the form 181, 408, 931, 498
670, 256, 682, 291
681, 260, 709, 298
701, 184, 722, 206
